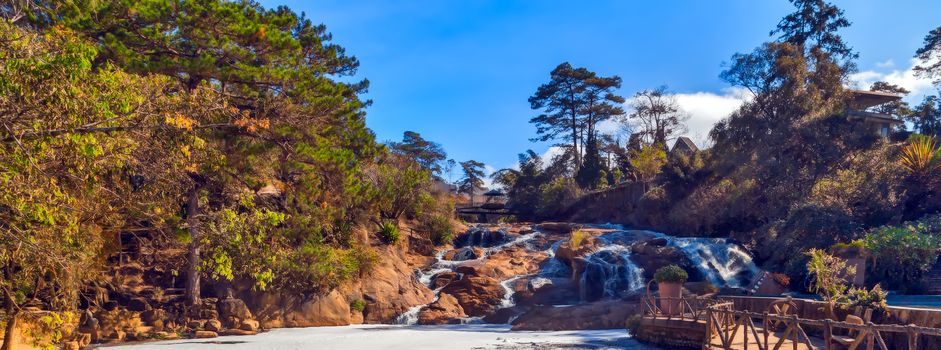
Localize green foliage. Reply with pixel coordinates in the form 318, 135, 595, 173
829, 240, 866, 257
350, 299, 367, 312
863, 216, 941, 289
420, 213, 455, 246
806, 248, 853, 316
845, 284, 888, 311
537, 177, 581, 218
369, 153, 433, 221
654, 265, 688, 284
899, 134, 941, 175
277, 242, 377, 292
389, 131, 447, 175
569, 229, 588, 250
378, 222, 400, 245
630, 144, 667, 182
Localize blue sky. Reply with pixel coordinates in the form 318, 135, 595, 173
262, 0, 940, 178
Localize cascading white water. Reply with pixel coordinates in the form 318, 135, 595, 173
395, 226, 543, 324
395, 224, 763, 324
578, 246, 645, 301
666, 237, 760, 288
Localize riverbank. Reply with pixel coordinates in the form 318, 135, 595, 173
104, 324, 655, 350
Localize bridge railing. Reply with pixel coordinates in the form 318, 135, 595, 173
704, 306, 941, 350
641, 295, 732, 322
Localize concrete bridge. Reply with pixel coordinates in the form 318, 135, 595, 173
633, 295, 941, 350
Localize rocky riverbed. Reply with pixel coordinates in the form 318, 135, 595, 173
395, 222, 761, 330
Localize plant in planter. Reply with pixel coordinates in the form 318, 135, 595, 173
654, 265, 689, 315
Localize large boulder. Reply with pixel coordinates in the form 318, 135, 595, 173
511, 301, 638, 330
442, 247, 481, 261
217, 297, 252, 328
417, 293, 466, 324
440, 274, 504, 316
431, 271, 459, 289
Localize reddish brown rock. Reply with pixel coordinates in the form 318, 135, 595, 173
431, 271, 459, 289
440, 275, 504, 316
194, 330, 218, 338
417, 293, 467, 324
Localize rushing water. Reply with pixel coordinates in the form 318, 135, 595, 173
395, 224, 761, 324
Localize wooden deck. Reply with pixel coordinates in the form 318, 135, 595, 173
704, 324, 826, 350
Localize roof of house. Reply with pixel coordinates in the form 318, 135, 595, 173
671, 136, 699, 154
848, 89, 902, 110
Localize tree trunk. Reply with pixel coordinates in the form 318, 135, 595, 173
1, 293, 16, 350
184, 182, 201, 306
571, 111, 580, 169
0, 313, 15, 350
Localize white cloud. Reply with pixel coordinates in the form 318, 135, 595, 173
875, 59, 895, 69
672, 87, 751, 148
849, 58, 937, 103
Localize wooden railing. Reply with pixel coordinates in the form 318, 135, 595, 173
641, 295, 731, 322
704, 306, 941, 350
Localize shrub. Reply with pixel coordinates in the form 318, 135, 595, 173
569, 229, 588, 249
654, 265, 688, 284
378, 222, 400, 244
899, 134, 941, 175
863, 217, 941, 289
276, 243, 377, 292
806, 249, 853, 317
537, 177, 581, 218
420, 213, 454, 246
846, 284, 888, 312
829, 240, 866, 258
350, 299, 367, 312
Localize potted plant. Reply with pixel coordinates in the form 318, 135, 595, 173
654, 264, 689, 315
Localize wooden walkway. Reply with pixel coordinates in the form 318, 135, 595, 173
636, 296, 941, 350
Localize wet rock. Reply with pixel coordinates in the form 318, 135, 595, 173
453, 227, 510, 248
417, 293, 466, 324
443, 247, 480, 261
511, 301, 638, 330
431, 271, 459, 289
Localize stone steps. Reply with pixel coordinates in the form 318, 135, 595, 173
921, 256, 941, 294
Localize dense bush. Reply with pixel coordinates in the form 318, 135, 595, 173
378, 222, 401, 244
419, 213, 455, 246
537, 177, 582, 218
863, 215, 941, 289
654, 265, 688, 284
277, 242, 377, 292
350, 299, 367, 312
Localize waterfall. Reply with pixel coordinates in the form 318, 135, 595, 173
667, 237, 760, 288
578, 246, 645, 301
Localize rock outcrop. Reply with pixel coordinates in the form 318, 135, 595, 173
511, 301, 638, 330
